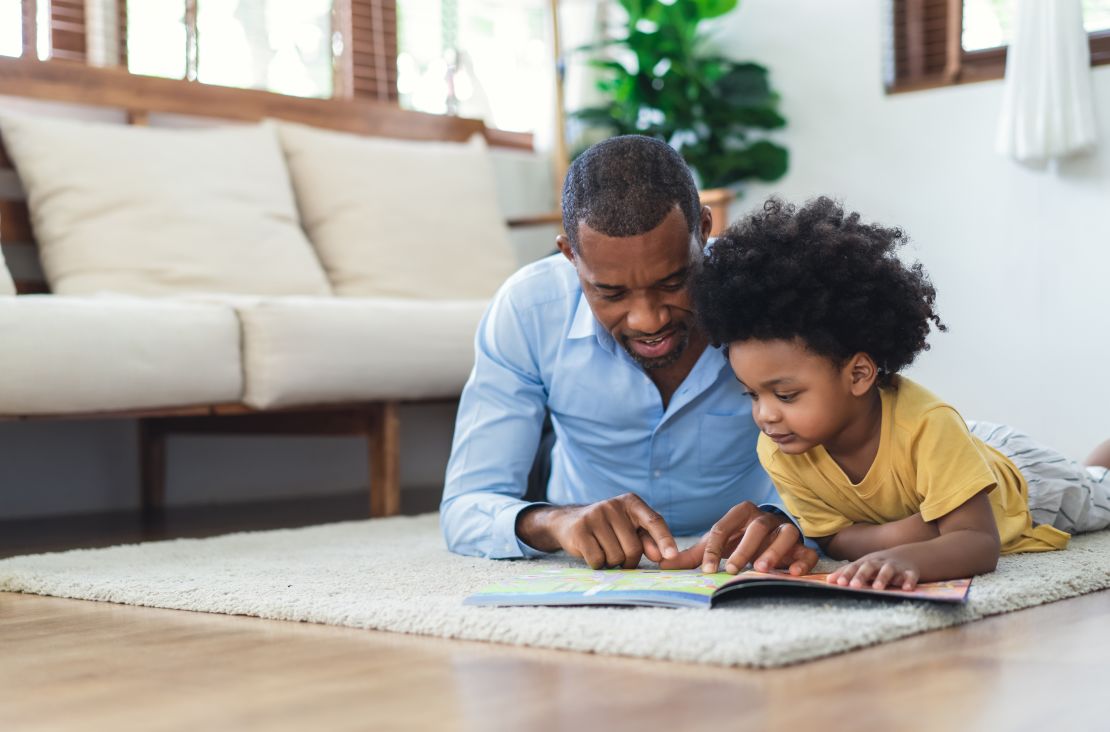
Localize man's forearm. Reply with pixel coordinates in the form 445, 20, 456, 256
822, 514, 940, 560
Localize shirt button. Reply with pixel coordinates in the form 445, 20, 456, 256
653, 469, 662, 478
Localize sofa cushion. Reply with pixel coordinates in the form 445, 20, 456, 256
0, 246, 13, 295
0, 296, 243, 415
276, 122, 516, 299
0, 115, 331, 297
234, 297, 487, 409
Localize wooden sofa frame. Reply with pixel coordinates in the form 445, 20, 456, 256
0, 56, 561, 520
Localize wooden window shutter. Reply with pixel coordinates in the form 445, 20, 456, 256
890, 0, 963, 91
345, 0, 398, 102
49, 0, 89, 63
21, 0, 37, 58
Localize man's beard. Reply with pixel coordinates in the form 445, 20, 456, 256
620, 322, 690, 370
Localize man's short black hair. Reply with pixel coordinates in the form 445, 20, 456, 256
561, 135, 701, 252
694, 196, 946, 382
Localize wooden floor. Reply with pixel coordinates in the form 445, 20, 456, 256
2, 500, 1108, 731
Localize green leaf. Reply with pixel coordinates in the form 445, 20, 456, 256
695, 0, 739, 20
746, 140, 789, 181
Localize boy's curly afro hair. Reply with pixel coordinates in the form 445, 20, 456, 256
694, 196, 946, 381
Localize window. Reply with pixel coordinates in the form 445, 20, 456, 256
963, 0, 1110, 51
9, 1, 397, 103
888, 0, 1110, 93
0, 0, 22, 57
396, 0, 552, 133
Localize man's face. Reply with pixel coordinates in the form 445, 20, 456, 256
558, 206, 708, 370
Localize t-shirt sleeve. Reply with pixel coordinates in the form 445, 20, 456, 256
757, 436, 853, 539
912, 407, 998, 522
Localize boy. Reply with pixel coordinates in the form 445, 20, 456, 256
690, 196, 1110, 590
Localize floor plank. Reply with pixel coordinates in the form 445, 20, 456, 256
1, 587, 1107, 731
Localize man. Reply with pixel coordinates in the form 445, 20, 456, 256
441, 135, 816, 575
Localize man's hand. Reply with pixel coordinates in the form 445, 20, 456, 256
659, 501, 818, 576
516, 493, 679, 569
827, 550, 921, 591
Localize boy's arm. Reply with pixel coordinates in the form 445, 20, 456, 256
818, 513, 940, 559
826, 491, 1001, 590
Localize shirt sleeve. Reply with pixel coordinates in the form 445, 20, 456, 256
439, 287, 551, 559
912, 407, 998, 522
757, 437, 853, 539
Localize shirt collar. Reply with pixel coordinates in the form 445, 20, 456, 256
567, 292, 617, 354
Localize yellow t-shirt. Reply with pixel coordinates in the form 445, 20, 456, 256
757, 376, 1068, 555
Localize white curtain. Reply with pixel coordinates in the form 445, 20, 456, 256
996, 0, 1098, 162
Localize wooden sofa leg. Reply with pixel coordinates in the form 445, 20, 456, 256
368, 402, 401, 518
138, 419, 167, 520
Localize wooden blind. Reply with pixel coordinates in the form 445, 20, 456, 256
21, 0, 37, 58
349, 0, 399, 102
49, 0, 88, 62
889, 0, 963, 91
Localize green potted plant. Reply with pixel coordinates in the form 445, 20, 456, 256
570, 0, 787, 196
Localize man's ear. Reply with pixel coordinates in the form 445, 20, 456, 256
846, 353, 879, 396
556, 234, 575, 264
698, 205, 713, 245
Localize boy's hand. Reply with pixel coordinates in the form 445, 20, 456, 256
827, 551, 921, 591
658, 501, 818, 576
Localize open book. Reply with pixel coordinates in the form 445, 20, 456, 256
464, 567, 972, 608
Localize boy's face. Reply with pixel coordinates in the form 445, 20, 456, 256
727, 338, 867, 455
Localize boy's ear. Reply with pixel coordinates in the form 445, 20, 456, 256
846, 353, 878, 396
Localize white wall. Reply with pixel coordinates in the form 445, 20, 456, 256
713, 0, 1110, 459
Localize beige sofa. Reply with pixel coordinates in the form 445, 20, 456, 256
0, 67, 556, 517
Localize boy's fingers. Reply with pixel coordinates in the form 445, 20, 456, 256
902, 569, 920, 591
873, 563, 896, 590
834, 563, 856, 585
849, 560, 877, 587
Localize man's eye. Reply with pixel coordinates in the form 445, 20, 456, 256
659, 282, 685, 292
600, 292, 625, 302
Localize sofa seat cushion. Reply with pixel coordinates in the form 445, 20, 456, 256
276, 122, 516, 299
0, 296, 242, 415
0, 115, 331, 297
235, 297, 488, 409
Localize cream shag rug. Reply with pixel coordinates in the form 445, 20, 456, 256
2, 514, 1109, 668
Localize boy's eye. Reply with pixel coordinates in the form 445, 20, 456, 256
742, 390, 758, 400
776, 392, 798, 403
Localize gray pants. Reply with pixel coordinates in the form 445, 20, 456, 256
967, 421, 1110, 534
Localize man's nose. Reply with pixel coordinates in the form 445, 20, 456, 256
625, 293, 669, 334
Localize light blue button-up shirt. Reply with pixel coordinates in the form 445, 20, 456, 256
440, 254, 782, 558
